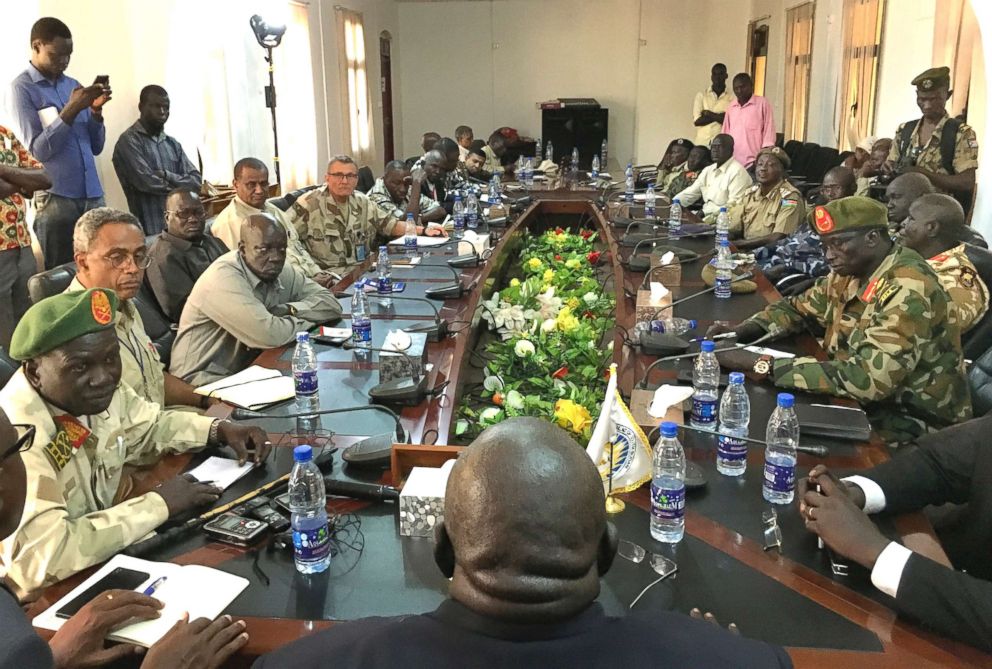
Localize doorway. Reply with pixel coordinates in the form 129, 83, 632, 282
380, 31, 395, 163
746, 20, 770, 97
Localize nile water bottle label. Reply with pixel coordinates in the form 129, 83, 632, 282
650, 483, 686, 521
293, 370, 318, 396
763, 461, 795, 493
717, 435, 748, 462
691, 397, 717, 425
377, 277, 392, 294
352, 320, 371, 344
293, 523, 330, 561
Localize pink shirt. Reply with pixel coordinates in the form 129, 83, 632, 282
721, 95, 776, 168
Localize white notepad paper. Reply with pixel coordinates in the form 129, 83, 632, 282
186, 456, 256, 490
194, 365, 295, 409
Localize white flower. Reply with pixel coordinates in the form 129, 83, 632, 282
483, 375, 504, 392
505, 390, 525, 410
583, 292, 598, 305
541, 318, 557, 333
479, 407, 503, 425
587, 340, 595, 348
607, 340, 615, 351
535, 287, 563, 319
514, 340, 536, 357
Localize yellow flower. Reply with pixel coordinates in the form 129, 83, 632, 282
556, 306, 579, 332
527, 258, 542, 271
566, 297, 580, 309
554, 399, 592, 434
543, 268, 555, 282
565, 258, 581, 269
509, 278, 521, 287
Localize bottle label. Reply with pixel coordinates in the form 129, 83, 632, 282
715, 276, 732, 298
717, 434, 748, 462
763, 461, 795, 493
454, 214, 465, 229
467, 212, 478, 228
377, 277, 392, 294
352, 320, 371, 344
650, 483, 686, 521
691, 397, 717, 425
293, 523, 331, 562
293, 370, 318, 396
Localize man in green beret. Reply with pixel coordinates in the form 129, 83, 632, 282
726, 146, 804, 250
709, 196, 971, 443
885, 66, 978, 213
0, 288, 272, 596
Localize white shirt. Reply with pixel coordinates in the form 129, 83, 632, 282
843, 475, 914, 598
458, 144, 469, 162
692, 87, 732, 146
673, 158, 752, 216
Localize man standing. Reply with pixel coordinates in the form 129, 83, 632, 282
10, 18, 110, 269
171, 214, 342, 385
112, 85, 202, 235
367, 161, 446, 229
721, 73, 776, 170
693, 63, 732, 147
0, 125, 51, 349
145, 189, 228, 322
673, 134, 752, 218
726, 147, 803, 250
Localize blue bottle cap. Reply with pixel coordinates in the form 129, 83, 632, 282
672, 198, 680, 204
293, 445, 313, 462
296, 331, 309, 342
777, 393, 795, 408
660, 421, 679, 438
687, 319, 698, 330
729, 371, 745, 384
719, 206, 727, 212
700, 340, 715, 352
720, 238, 730, 247
379, 245, 388, 253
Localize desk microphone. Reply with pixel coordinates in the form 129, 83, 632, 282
339, 339, 432, 406
424, 237, 488, 268
672, 422, 828, 457
635, 331, 777, 389
336, 292, 449, 342
650, 274, 755, 315
324, 477, 400, 502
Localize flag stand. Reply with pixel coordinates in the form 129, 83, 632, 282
605, 438, 625, 514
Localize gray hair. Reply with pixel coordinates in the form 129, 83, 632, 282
327, 155, 356, 171
73, 207, 143, 254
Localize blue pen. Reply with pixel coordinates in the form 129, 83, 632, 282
141, 576, 167, 596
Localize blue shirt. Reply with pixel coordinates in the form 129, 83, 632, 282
9, 63, 105, 199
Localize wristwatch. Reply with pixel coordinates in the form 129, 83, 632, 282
208, 419, 230, 446
752, 354, 774, 378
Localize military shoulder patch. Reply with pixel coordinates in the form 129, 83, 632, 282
45, 416, 91, 472
781, 198, 798, 208
961, 267, 976, 288
876, 282, 901, 306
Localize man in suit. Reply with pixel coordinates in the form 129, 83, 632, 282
799, 414, 992, 652
254, 417, 791, 668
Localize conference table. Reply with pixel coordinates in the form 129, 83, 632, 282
31, 175, 992, 668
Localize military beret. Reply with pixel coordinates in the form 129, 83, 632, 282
912, 66, 950, 91
812, 196, 888, 236
756, 146, 791, 169
669, 138, 694, 150
10, 289, 118, 360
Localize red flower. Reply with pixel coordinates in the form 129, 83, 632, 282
555, 227, 566, 234
492, 392, 504, 406
587, 251, 601, 264
583, 310, 595, 319
554, 254, 562, 261
552, 366, 569, 379
580, 229, 593, 240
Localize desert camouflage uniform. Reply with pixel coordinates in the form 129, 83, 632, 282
286, 186, 393, 276
727, 180, 805, 240
927, 243, 989, 333
0, 370, 214, 596
367, 177, 442, 229
889, 113, 979, 190
746, 244, 972, 442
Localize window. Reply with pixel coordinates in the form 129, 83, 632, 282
746, 21, 770, 98
784, 2, 815, 142
336, 7, 375, 165
839, 0, 885, 150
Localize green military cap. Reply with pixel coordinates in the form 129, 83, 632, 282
9, 288, 118, 360
812, 196, 887, 236
911, 66, 950, 91
756, 146, 791, 170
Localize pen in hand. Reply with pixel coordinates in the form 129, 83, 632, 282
142, 576, 167, 596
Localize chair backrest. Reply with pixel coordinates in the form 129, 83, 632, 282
962, 244, 992, 360
783, 140, 803, 161
0, 346, 19, 389
968, 344, 992, 416
807, 146, 841, 184
791, 143, 820, 179
27, 263, 77, 304
357, 166, 375, 194
268, 185, 320, 212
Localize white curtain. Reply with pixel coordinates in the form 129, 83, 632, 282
274, 2, 318, 190
336, 7, 376, 166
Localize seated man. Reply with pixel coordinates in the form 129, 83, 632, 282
455, 125, 473, 162
884, 172, 934, 231
145, 188, 228, 322
639, 138, 692, 190
420, 150, 450, 212
209, 158, 335, 288
68, 207, 210, 410
726, 146, 803, 250
673, 133, 752, 218
255, 417, 791, 668
756, 166, 857, 294
854, 138, 893, 197
710, 196, 971, 443
896, 194, 989, 333
482, 131, 508, 176
367, 160, 446, 231
799, 414, 992, 652
0, 289, 269, 595
464, 144, 492, 182
111, 85, 202, 235
436, 137, 469, 193
665, 145, 712, 199
170, 214, 341, 385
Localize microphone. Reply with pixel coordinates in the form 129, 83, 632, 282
424, 237, 487, 268
336, 292, 448, 342
636, 331, 777, 389
231, 404, 406, 444
324, 477, 400, 501
671, 422, 828, 457
638, 251, 715, 289
651, 274, 755, 316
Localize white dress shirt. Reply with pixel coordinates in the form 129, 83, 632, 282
843, 475, 914, 598
673, 158, 752, 216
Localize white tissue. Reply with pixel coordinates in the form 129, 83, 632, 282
384, 329, 412, 352
650, 281, 670, 302
648, 384, 695, 418
659, 251, 676, 266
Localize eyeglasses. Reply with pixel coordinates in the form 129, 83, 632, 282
102, 250, 152, 270
166, 208, 205, 221
327, 172, 359, 181
1, 424, 35, 460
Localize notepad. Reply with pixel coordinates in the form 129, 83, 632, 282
186, 456, 255, 490
34, 554, 249, 648
195, 365, 295, 410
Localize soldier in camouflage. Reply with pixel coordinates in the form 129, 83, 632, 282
727, 146, 804, 251
0, 289, 270, 596
665, 145, 712, 199
710, 196, 971, 443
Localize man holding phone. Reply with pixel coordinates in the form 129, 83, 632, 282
10, 17, 111, 269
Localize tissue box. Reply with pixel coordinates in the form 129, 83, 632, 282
379, 332, 428, 385
648, 255, 682, 286
636, 289, 672, 323
399, 465, 451, 537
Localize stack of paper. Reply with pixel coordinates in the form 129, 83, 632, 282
195, 365, 295, 410
186, 456, 256, 490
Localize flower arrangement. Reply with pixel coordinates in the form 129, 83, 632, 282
458, 228, 615, 442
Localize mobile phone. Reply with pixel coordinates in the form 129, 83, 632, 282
93, 75, 110, 86
391, 281, 406, 293
274, 492, 291, 513
56, 567, 150, 619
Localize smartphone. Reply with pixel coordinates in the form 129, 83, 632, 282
56, 567, 149, 619
93, 75, 110, 87
273, 492, 291, 513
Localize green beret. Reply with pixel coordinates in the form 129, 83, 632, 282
812, 196, 887, 236
756, 146, 791, 170
912, 66, 950, 91
10, 289, 118, 360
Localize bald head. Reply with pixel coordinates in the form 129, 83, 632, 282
239, 213, 287, 282
442, 417, 615, 623
886, 172, 935, 223
821, 166, 857, 202
900, 193, 966, 254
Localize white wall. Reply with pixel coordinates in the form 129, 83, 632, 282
874, 0, 938, 139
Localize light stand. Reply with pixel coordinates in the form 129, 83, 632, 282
250, 15, 287, 187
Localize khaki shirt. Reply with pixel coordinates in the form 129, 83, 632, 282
727, 181, 804, 240
0, 370, 214, 596
889, 113, 979, 186
928, 243, 989, 333
656, 162, 687, 193
66, 276, 165, 407
210, 196, 324, 279
286, 186, 393, 275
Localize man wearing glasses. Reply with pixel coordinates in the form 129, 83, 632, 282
65, 207, 208, 410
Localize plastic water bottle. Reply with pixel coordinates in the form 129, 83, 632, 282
545, 140, 554, 163
466, 189, 479, 230
645, 182, 657, 220
292, 332, 319, 415
669, 198, 683, 238
690, 340, 719, 428
715, 239, 733, 299
524, 157, 534, 187
624, 162, 635, 204
403, 213, 418, 258
571, 147, 580, 172
601, 139, 609, 167
717, 372, 750, 476
351, 287, 372, 356
763, 393, 800, 504
452, 193, 465, 239
376, 245, 392, 308
715, 207, 730, 248
289, 445, 331, 574
534, 137, 541, 161
649, 317, 697, 335
650, 421, 686, 543
591, 154, 600, 180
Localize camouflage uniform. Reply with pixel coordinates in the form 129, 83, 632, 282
747, 244, 972, 442
285, 186, 394, 275
656, 162, 686, 193
367, 177, 442, 226
888, 112, 979, 191
665, 169, 700, 200
927, 243, 989, 333
754, 212, 829, 279
727, 180, 805, 240
0, 370, 214, 596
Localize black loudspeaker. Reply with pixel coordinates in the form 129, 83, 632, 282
541, 108, 609, 170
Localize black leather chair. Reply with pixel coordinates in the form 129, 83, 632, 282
962, 226, 988, 249
0, 347, 19, 389
783, 140, 803, 163
968, 345, 992, 416
962, 244, 992, 360
27, 263, 76, 304
357, 166, 375, 194
268, 185, 319, 212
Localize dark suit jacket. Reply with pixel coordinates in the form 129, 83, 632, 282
145, 231, 228, 322
254, 600, 791, 669
0, 585, 53, 669
865, 414, 992, 651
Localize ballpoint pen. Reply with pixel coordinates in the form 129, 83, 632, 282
141, 576, 167, 596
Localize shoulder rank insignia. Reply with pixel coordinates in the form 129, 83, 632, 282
861, 277, 883, 303
45, 415, 92, 472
